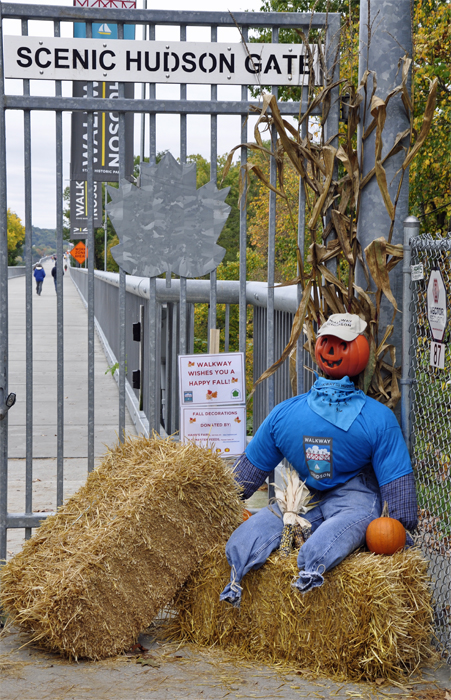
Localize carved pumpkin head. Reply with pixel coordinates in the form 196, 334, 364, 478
315, 333, 370, 379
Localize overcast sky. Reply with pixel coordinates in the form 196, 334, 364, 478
3, 0, 266, 229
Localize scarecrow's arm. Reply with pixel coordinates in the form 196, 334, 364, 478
379, 472, 418, 531
232, 454, 268, 500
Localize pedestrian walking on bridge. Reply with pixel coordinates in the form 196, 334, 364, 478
33, 264, 45, 295
51, 263, 63, 293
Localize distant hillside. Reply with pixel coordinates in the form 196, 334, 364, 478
32, 226, 56, 258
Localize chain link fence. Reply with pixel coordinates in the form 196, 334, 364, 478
410, 233, 451, 663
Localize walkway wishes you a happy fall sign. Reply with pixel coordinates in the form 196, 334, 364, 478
179, 352, 246, 456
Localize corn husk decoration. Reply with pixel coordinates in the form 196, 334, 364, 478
272, 468, 315, 557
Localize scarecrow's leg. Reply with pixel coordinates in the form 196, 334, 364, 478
294, 469, 381, 593
220, 503, 284, 607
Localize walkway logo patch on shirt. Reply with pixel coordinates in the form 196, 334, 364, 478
303, 436, 333, 480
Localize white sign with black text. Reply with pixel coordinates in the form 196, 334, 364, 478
411, 263, 424, 282
427, 268, 448, 342
430, 340, 445, 369
179, 352, 245, 406
180, 405, 246, 456
4, 36, 322, 86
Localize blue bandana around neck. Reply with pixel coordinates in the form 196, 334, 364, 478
307, 376, 366, 431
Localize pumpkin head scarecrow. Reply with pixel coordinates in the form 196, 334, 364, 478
221, 313, 417, 607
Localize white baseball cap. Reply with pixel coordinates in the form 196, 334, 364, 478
317, 313, 367, 342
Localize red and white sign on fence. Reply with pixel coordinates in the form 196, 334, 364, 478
74, 1, 136, 8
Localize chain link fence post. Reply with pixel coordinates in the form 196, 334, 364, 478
401, 216, 420, 453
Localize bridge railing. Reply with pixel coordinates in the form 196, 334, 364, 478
69, 267, 315, 439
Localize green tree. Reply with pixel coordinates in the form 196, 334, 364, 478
7, 209, 26, 266
186, 153, 244, 265
410, 0, 451, 234
255, 0, 449, 235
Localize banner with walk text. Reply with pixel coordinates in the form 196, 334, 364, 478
70, 0, 135, 182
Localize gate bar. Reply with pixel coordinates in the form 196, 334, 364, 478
209, 25, 218, 348
118, 20, 127, 444
4, 96, 311, 116
0, 5, 335, 28
0, 0, 9, 564
86, 20, 96, 471
54, 18, 65, 501
239, 27, 248, 357
267, 26, 279, 500
401, 215, 420, 452
21, 18, 33, 538
296, 118, 308, 396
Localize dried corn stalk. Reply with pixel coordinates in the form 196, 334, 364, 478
272, 468, 315, 557
224, 43, 437, 407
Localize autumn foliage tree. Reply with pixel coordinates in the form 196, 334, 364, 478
253, 0, 449, 240
410, 0, 451, 233
7, 209, 26, 266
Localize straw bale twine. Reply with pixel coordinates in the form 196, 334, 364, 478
163, 545, 434, 683
0, 436, 242, 660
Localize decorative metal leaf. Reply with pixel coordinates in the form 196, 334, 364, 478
107, 152, 230, 278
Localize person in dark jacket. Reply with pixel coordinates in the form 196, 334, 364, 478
51, 263, 64, 292
33, 264, 46, 295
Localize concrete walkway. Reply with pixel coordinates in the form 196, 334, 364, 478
6, 258, 136, 558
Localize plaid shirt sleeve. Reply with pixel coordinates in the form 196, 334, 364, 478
231, 454, 268, 500
379, 472, 418, 532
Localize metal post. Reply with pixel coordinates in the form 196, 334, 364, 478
209, 25, 218, 348
148, 277, 157, 433
54, 19, 65, 500
179, 24, 187, 359
86, 20, 95, 471
401, 215, 420, 452
239, 27, 248, 357
357, 0, 413, 402
267, 26, 279, 500
104, 185, 108, 271
139, 0, 147, 170
148, 24, 156, 165
118, 21, 126, 443
22, 18, 33, 537
296, 119, 308, 396
0, 1, 9, 563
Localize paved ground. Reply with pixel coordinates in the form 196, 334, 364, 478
1, 623, 450, 700
6, 259, 137, 558
2, 263, 450, 699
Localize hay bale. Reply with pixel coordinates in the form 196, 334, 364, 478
0, 436, 242, 660
162, 546, 434, 683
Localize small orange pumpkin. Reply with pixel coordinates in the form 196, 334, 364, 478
366, 501, 406, 555
315, 334, 370, 379
243, 509, 252, 521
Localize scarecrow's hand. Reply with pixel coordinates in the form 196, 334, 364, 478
379, 472, 418, 532
232, 454, 268, 500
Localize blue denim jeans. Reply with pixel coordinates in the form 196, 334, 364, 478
220, 468, 381, 606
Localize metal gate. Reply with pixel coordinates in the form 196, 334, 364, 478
0, 2, 340, 561
410, 233, 451, 662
